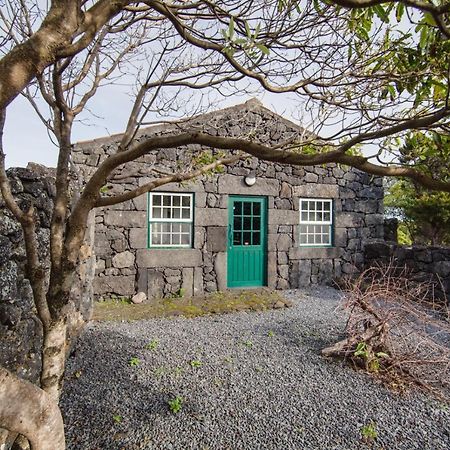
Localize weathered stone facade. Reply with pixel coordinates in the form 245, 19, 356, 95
365, 242, 450, 301
73, 100, 384, 300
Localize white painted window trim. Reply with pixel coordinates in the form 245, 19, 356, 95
149, 192, 194, 248
299, 198, 333, 247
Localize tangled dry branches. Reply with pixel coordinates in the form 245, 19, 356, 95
323, 263, 450, 399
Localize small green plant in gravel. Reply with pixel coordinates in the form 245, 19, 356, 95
112, 414, 122, 424
154, 367, 167, 377
173, 367, 184, 377
267, 330, 275, 337
224, 356, 233, 363
242, 340, 253, 348
361, 422, 377, 443
354, 342, 389, 373
168, 396, 183, 414
190, 359, 203, 368
128, 356, 140, 367
145, 339, 159, 350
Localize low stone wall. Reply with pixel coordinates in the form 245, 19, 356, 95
0, 165, 95, 384
364, 241, 450, 301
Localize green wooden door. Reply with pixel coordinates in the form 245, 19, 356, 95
227, 196, 267, 288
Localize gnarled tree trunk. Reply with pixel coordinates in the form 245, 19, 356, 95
0, 368, 65, 450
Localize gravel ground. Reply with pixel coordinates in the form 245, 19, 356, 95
61, 287, 450, 450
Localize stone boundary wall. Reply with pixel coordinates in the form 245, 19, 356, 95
0, 165, 95, 385
364, 241, 450, 301
73, 100, 384, 300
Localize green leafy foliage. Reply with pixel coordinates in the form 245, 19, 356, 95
386, 180, 450, 245
190, 359, 202, 368
112, 414, 122, 424
221, 16, 270, 60
361, 421, 378, 442
168, 396, 183, 414
385, 132, 450, 245
144, 339, 159, 350
128, 356, 141, 367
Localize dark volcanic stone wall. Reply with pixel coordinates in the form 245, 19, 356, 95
365, 242, 450, 301
73, 100, 385, 300
0, 166, 54, 383
0, 164, 95, 384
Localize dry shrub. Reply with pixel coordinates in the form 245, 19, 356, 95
323, 263, 450, 399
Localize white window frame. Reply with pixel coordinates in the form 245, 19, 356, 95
299, 198, 333, 247
148, 192, 194, 248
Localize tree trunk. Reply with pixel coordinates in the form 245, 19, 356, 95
0, 367, 65, 450
40, 320, 68, 402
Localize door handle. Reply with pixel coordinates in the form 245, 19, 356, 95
228, 224, 232, 248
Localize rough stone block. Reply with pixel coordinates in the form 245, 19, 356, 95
194, 267, 203, 295
335, 212, 363, 228
218, 174, 280, 196
267, 251, 277, 288
215, 252, 227, 291
148, 269, 164, 299
293, 184, 339, 198
104, 211, 146, 228
195, 208, 228, 226
289, 247, 339, 260
206, 227, 228, 252
298, 260, 312, 286
137, 269, 148, 294
133, 194, 147, 211
277, 234, 292, 252
136, 249, 202, 268
268, 209, 298, 225
112, 251, 135, 268
130, 228, 147, 249
182, 268, 194, 297
93, 275, 135, 296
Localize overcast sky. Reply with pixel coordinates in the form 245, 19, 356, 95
3, 87, 302, 169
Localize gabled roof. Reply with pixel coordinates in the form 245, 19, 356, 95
74, 98, 310, 151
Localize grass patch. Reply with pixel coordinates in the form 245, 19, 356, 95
93, 289, 288, 322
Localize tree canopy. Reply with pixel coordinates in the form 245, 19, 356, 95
0, 0, 450, 190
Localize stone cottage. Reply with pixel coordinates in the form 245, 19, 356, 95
72, 99, 384, 300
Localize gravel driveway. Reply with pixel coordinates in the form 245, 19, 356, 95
61, 287, 450, 450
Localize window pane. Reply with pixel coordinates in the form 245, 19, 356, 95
301, 201, 308, 211
233, 232, 241, 245
253, 217, 260, 230
152, 207, 161, 219
153, 195, 161, 206
152, 233, 161, 245
173, 196, 181, 207
163, 196, 171, 206
181, 223, 191, 233
181, 234, 191, 245
182, 196, 190, 207
243, 202, 251, 215
324, 202, 331, 212
253, 203, 261, 215
253, 232, 260, 245
234, 217, 242, 230
243, 232, 251, 245
162, 207, 171, 218
324, 212, 331, 222
161, 234, 171, 245
301, 212, 308, 221
172, 208, 181, 219
243, 217, 252, 230
172, 234, 181, 245
300, 233, 307, 244
234, 202, 242, 214
307, 234, 314, 244
182, 208, 190, 219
